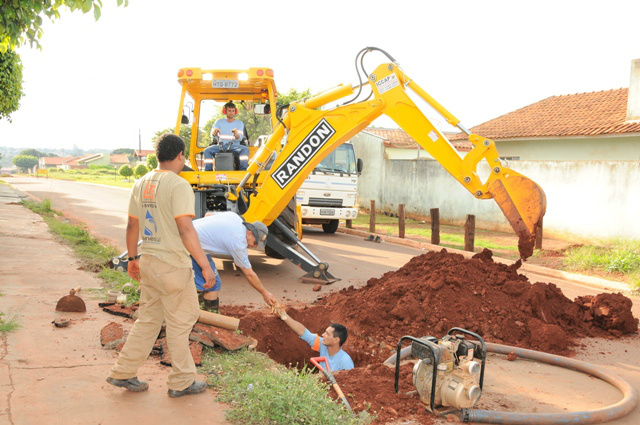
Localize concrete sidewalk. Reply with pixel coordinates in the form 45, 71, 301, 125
0, 184, 230, 425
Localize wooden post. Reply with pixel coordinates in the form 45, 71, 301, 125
346, 219, 353, 229
465, 214, 475, 252
369, 200, 376, 234
430, 208, 440, 245
535, 218, 543, 250
398, 204, 405, 238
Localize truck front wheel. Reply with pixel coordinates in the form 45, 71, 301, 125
322, 220, 339, 234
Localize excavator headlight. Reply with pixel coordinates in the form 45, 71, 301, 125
302, 208, 308, 217
186, 69, 193, 77
177, 70, 184, 78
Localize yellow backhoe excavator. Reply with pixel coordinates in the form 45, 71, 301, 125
175, 47, 546, 282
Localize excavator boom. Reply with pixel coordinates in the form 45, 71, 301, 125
242, 51, 546, 259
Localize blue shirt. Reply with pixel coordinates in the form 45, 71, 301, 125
214, 118, 245, 141
300, 329, 354, 371
193, 212, 251, 269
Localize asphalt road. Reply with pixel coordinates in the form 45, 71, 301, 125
5, 176, 640, 425
8, 176, 639, 314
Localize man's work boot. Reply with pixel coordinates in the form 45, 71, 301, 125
106, 376, 149, 392
203, 298, 219, 314
168, 380, 207, 398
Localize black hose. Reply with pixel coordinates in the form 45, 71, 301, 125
383, 341, 638, 425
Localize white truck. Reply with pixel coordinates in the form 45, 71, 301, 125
296, 142, 363, 233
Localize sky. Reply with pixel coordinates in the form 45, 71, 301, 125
1, 0, 640, 152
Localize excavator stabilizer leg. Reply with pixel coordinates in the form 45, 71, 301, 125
488, 174, 547, 260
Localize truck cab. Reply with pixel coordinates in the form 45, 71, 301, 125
296, 143, 363, 233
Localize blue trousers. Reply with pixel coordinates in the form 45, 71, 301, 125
203, 143, 250, 171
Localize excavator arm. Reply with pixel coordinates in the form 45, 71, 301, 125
241, 49, 546, 259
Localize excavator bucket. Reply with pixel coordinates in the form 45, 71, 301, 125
488, 173, 547, 260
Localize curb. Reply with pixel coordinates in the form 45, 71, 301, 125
337, 227, 631, 294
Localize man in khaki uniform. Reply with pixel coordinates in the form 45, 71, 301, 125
107, 133, 216, 398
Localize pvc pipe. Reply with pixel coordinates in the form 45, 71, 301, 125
383, 341, 638, 425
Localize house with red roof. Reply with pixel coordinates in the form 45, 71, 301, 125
358, 128, 471, 160
448, 60, 640, 160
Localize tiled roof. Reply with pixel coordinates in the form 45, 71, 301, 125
449, 88, 640, 141
40, 156, 75, 165
363, 128, 472, 152
134, 150, 155, 157
110, 154, 130, 164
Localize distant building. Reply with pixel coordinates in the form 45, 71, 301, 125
133, 150, 155, 164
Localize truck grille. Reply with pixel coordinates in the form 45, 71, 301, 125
308, 197, 343, 207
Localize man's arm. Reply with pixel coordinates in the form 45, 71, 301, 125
126, 216, 141, 281
175, 216, 216, 288
280, 312, 306, 337
240, 267, 277, 306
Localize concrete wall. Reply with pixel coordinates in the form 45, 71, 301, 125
353, 133, 640, 239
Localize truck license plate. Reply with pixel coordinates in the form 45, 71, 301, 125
212, 79, 239, 89
320, 209, 335, 216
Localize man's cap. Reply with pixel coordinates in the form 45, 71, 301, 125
243, 221, 268, 250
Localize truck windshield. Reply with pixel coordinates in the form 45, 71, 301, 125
315, 144, 357, 174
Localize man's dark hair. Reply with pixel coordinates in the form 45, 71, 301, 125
156, 133, 185, 162
330, 323, 348, 347
224, 101, 236, 111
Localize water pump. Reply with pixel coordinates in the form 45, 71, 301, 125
394, 328, 486, 414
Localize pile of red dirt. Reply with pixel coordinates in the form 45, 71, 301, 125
231, 248, 638, 424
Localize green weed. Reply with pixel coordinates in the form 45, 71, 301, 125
200, 349, 371, 425
98, 268, 140, 304
0, 313, 20, 334
563, 239, 640, 288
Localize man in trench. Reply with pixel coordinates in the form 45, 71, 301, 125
191, 211, 277, 312
272, 304, 354, 371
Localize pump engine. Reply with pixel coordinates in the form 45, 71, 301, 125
394, 328, 486, 414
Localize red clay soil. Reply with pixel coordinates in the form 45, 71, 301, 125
231, 248, 638, 424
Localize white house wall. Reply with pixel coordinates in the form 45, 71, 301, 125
353, 133, 640, 239
495, 135, 640, 161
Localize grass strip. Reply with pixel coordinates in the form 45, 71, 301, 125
351, 213, 517, 252
45, 169, 134, 189
19, 198, 140, 302
563, 239, 640, 288
200, 348, 371, 425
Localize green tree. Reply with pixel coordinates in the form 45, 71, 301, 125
1, 1, 128, 120
12, 154, 38, 172
277, 88, 312, 106
118, 164, 133, 181
19, 148, 45, 158
152, 127, 192, 158
0, 50, 24, 121
111, 148, 135, 155
133, 164, 148, 178
145, 153, 157, 170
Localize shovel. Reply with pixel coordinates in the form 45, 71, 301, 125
310, 356, 352, 411
55, 287, 86, 312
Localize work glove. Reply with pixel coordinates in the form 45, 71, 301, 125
270, 302, 288, 320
